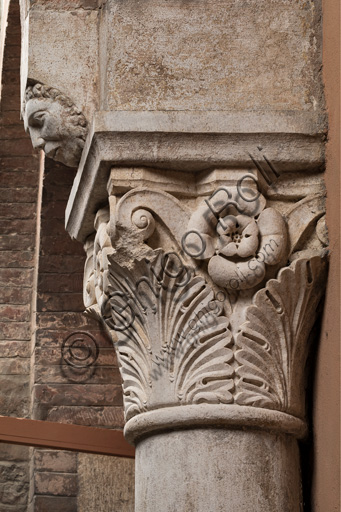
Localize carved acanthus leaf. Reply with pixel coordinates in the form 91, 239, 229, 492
285, 194, 325, 255
234, 256, 327, 418
105, 252, 233, 420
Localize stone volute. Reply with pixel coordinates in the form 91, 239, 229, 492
20, 0, 328, 510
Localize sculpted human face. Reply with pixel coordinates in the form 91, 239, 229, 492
24, 98, 84, 167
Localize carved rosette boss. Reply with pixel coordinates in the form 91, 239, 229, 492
83, 174, 327, 454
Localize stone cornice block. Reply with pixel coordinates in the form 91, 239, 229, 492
66, 110, 326, 242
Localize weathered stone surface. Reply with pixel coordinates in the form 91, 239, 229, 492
0, 376, 30, 416
135, 429, 301, 512
0, 444, 29, 462
102, 0, 323, 114
78, 159, 326, 512
34, 450, 77, 473
0, 480, 29, 507
78, 454, 134, 512
21, 6, 99, 119
34, 472, 78, 496
0, 461, 29, 483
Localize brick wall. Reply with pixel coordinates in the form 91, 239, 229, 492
31, 157, 124, 428
0, 0, 40, 510
28, 148, 124, 512
1, 2, 126, 511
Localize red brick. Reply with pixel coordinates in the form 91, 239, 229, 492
44, 406, 124, 429
0, 321, 31, 341
0, 341, 30, 358
0, 110, 21, 126
0, 43, 21, 58
38, 273, 83, 294
36, 312, 101, 330
35, 328, 112, 348
0, 480, 29, 507
40, 202, 68, 220
0, 203, 36, 219
39, 217, 65, 236
34, 450, 77, 473
0, 358, 30, 375
0, 268, 34, 287
1, 61, 20, 79
0, 287, 32, 305
43, 168, 76, 187
31, 496, 77, 512
46, 406, 124, 428
0, 304, 30, 322
0, 156, 38, 171
34, 365, 121, 385
35, 345, 117, 366
0, 171, 39, 187
0, 138, 34, 156
0, 234, 36, 251
0, 187, 38, 203
39, 254, 83, 274
32, 383, 123, 407
37, 292, 84, 312
42, 186, 71, 203
34, 472, 77, 497
39, 236, 84, 256
0, 251, 35, 268
0, 218, 36, 235
0, 125, 29, 140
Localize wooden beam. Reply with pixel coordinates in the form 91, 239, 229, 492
0, 416, 135, 458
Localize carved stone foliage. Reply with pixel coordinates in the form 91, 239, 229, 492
24, 82, 88, 167
105, 253, 233, 420
84, 176, 327, 424
235, 256, 327, 418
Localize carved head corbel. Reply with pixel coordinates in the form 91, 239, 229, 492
23, 83, 88, 168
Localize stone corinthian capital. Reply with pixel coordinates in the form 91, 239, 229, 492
81, 166, 327, 511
